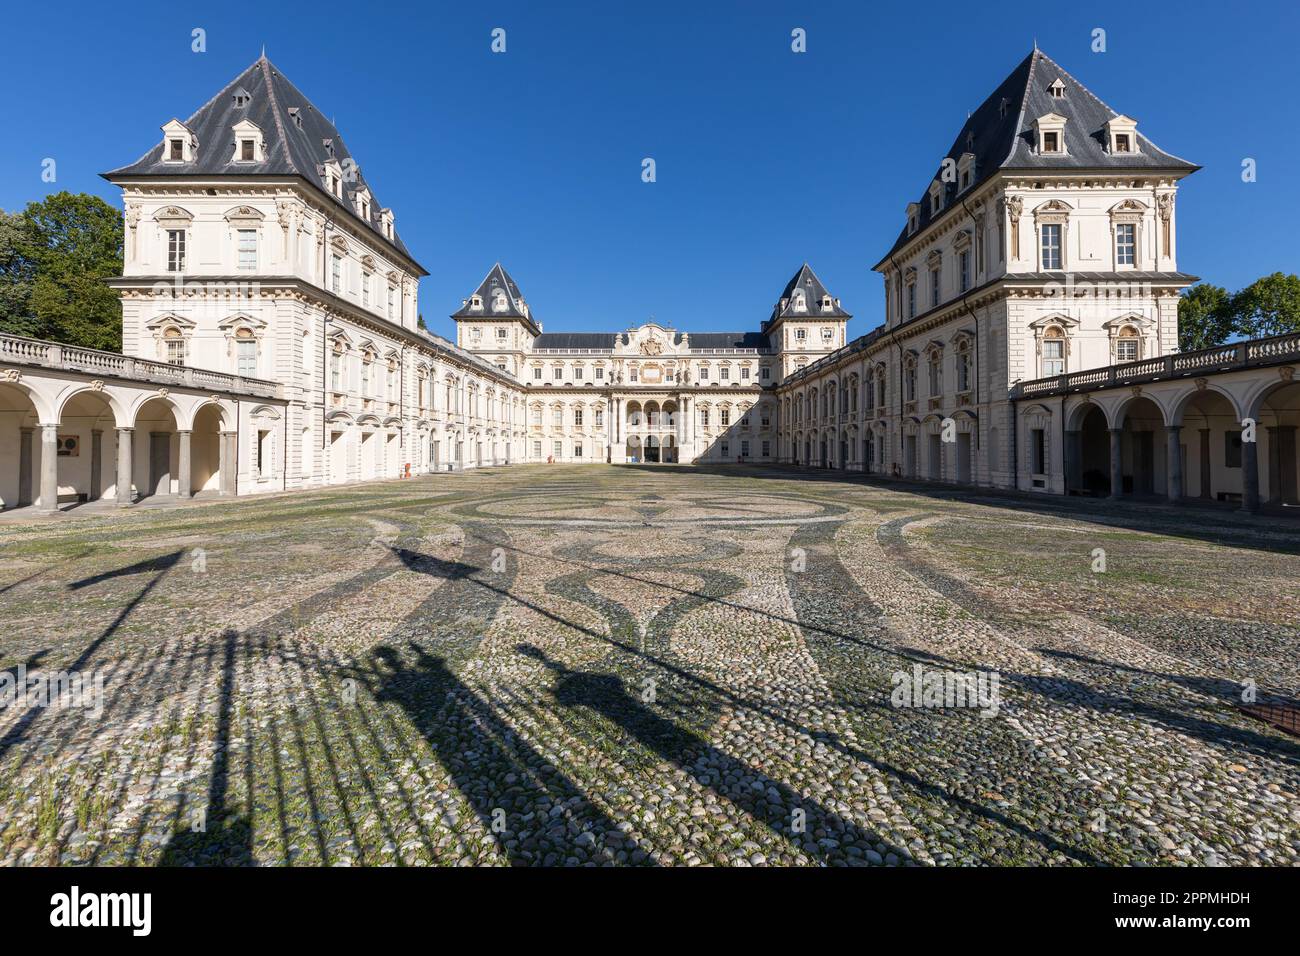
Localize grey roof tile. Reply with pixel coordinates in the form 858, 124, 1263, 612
102, 55, 422, 271
450, 263, 541, 333
767, 264, 851, 325
877, 48, 1198, 264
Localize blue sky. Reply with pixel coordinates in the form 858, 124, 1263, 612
3, 0, 1296, 342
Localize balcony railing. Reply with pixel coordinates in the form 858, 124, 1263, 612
0, 333, 282, 399
1010, 332, 1300, 400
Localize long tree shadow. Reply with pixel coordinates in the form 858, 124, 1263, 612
518, 643, 910, 865
363, 639, 653, 866
160, 629, 253, 865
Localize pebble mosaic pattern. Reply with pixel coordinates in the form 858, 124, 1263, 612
1, 464, 1298, 866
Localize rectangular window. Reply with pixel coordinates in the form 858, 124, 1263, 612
388, 287, 397, 320
241, 140, 255, 161
533, 367, 542, 380
594, 408, 604, 426
331, 254, 342, 293
1043, 340, 1065, 376
497, 327, 508, 339
553, 367, 563, 380
552, 409, 563, 426
574, 367, 584, 379
760, 367, 770, 380
1116, 338, 1138, 363
553, 440, 563, 458
236, 339, 257, 376
930, 268, 941, 306
700, 409, 709, 427
256, 429, 269, 473
1031, 429, 1046, 475
169, 139, 184, 161
574, 409, 583, 426
1116, 223, 1136, 266
720, 442, 730, 457
795, 328, 806, 341
1115, 134, 1131, 153
532, 440, 542, 458
362, 272, 371, 306
330, 352, 342, 391
166, 337, 186, 365
720, 367, 730, 380
741, 367, 750, 380
907, 283, 916, 319
574, 443, 583, 458
959, 250, 970, 292
167, 230, 186, 272
1042, 131, 1059, 153
741, 440, 750, 457
1040, 224, 1062, 270
629, 367, 638, 382
595, 367, 604, 380
530, 407, 542, 425
237, 229, 257, 270
699, 367, 709, 380
761, 440, 770, 457
720, 408, 730, 427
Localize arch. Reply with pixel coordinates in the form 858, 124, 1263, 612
132, 396, 181, 499
1111, 391, 1174, 429
55, 383, 129, 427
1, 380, 46, 509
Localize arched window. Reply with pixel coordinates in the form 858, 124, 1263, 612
955, 339, 972, 392
162, 326, 187, 366
1115, 325, 1140, 364
928, 348, 943, 396
234, 327, 257, 376
1041, 325, 1066, 376
903, 354, 918, 403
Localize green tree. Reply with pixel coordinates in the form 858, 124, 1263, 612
0, 209, 38, 337
1177, 283, 1234, 352
19, 192, 123, 350
1230, 272, 1300, 339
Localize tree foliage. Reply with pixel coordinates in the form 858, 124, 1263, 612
1179, 273, 1300, 352
0, 192, 123, 350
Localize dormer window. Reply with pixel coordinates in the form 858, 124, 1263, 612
288, 107, 302, 129
232, 87, 252, 108
821, 295, 832, 311
1105, 116, 1140, 155
957, 152, 976, 193
230, 119, 264, 164
792, 290, 806, 312
906, 202, 919, 235
929, 180, 944, 215
160, 119, 195, 163
1048, 78, 1066, 99
1033, 112, 1067, 156
491, 288, 508, 312
470, 295, 483, 310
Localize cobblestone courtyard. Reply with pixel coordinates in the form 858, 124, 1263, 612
2, 465, 1298, 866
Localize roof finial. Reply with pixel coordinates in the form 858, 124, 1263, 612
1033, 36, 1038, 52
261, 43, 266, 58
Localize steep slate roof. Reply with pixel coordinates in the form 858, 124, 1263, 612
688, 332, 772, 350
876, 48, 1199, 265
533, 332, 617, 349
766, 263, 852, 325
450, 263, 541, 334
103, 55, 423, 272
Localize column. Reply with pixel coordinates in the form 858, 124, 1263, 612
1165, 424, 1183, 502
177, 430, 193, 498
1241, 436, 1260, 513
1108, 428, 1124, 499
1063, 429, 1081, 494
90, 429, 103, 501
38, 424, 59, 515
1198, 429, 1211, 499
219, 431, 237, 496
116, 428, 134, 506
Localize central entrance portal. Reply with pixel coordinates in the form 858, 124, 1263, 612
644, 435, 660, 463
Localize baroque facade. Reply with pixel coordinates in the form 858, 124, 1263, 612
2, 47, 1298, 514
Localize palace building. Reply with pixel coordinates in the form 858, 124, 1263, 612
1, 48, 1297, 514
